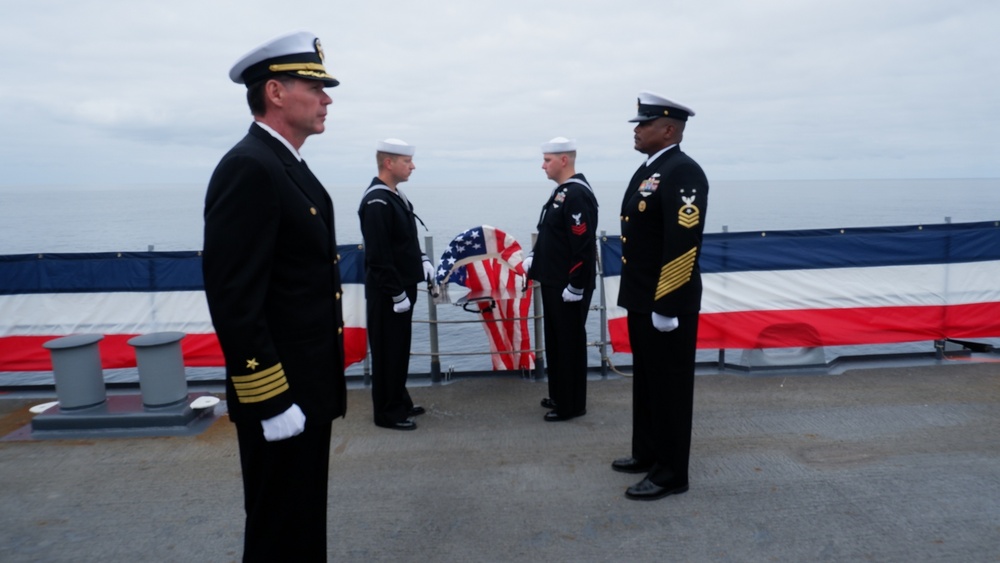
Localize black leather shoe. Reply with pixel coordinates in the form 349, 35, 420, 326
611, 457, 653, 474
625, 477, 688, 501
540, 397, 557, 409
375, 419, 417, 431
408, 405, 426, 416
543, 409, 585, 422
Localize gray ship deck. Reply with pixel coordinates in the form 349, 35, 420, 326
1, 360, 998, 562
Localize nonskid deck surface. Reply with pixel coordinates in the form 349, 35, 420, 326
1, 362, 998, 562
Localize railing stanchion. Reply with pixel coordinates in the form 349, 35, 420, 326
599, 232, 609, 377
425, 235, 442, 382
530, 233, 545, 381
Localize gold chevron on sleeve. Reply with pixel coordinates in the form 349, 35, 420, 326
679, 205, 700, 228
231, 362, 290, 404
655, 247, 698, 301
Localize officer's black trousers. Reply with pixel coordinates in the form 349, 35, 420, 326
541, 284, 594, 415
236, 418, 333, 562
627, 311, 699, 486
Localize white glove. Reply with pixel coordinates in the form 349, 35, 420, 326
422, 258, 435, 282
261, 403, 306, 442
652, 312, 679, 332
393, 296, 412, 313
522, 256, 533, 275
562, 285, 583, 302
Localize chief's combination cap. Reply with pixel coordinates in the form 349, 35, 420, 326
229, 31, 339, 87
541, 137, 576, 153
628, 91, 695, 123
376, 138, 415, 156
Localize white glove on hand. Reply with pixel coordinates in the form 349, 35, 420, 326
393, 297, 412, 313
261, 403, 306, 442
522, 256, 533, 275
562, 285, 584, 302
652, 312, 679, 332
422, 258, 435, 282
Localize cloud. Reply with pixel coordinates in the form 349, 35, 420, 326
1, 0, 998, 186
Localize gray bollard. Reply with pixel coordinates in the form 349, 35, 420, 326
127, 331, 188, 408
43, 334, 107, 410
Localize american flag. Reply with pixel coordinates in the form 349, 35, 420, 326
436, 225, 535, 370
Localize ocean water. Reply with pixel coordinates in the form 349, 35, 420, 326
2, 178, 999, 380
4, 178, 999, 256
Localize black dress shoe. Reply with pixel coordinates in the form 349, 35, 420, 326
375, 419, 417, 431
611, 457, 653, 474
540, 397, 557, 409
625, 477, 689, 501
408, 405, 426, 416
543, 409, 585, 422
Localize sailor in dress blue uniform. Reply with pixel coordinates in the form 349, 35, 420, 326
525, 137, 599, 421
358, 139, 433, 430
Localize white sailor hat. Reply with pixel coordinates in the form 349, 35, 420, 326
376, 138, 415, 156
229, 31, 339, 87
629, 91, 695, 122
541, 137, 576, 153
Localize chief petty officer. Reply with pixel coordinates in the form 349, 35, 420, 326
611, 91, 710, 501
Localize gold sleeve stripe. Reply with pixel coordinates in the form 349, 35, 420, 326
232, 362, 283, 384
655, 247, 698, 301
231, 363, 290, 404
238, 380, 290, 404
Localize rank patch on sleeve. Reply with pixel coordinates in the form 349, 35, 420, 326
678, 192, 700, 228
231, 362, 289, 404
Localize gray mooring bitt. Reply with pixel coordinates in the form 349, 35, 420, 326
127, 331, 188, 408
42, 333, 107, 410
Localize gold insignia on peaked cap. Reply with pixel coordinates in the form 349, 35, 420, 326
315, 38, 325, 62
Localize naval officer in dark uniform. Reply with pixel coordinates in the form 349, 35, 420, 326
358, 138, 433, 430
525, 137, 599, 421
611, 91, 709, 501
203, 31, 347, 560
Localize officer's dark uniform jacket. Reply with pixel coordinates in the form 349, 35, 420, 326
358, 178, 425, 300
530, 173, 599, 291
203, 123, 347, 424
618, 146, 709, 315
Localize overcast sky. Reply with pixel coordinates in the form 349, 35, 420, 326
1, 0, 997, 188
